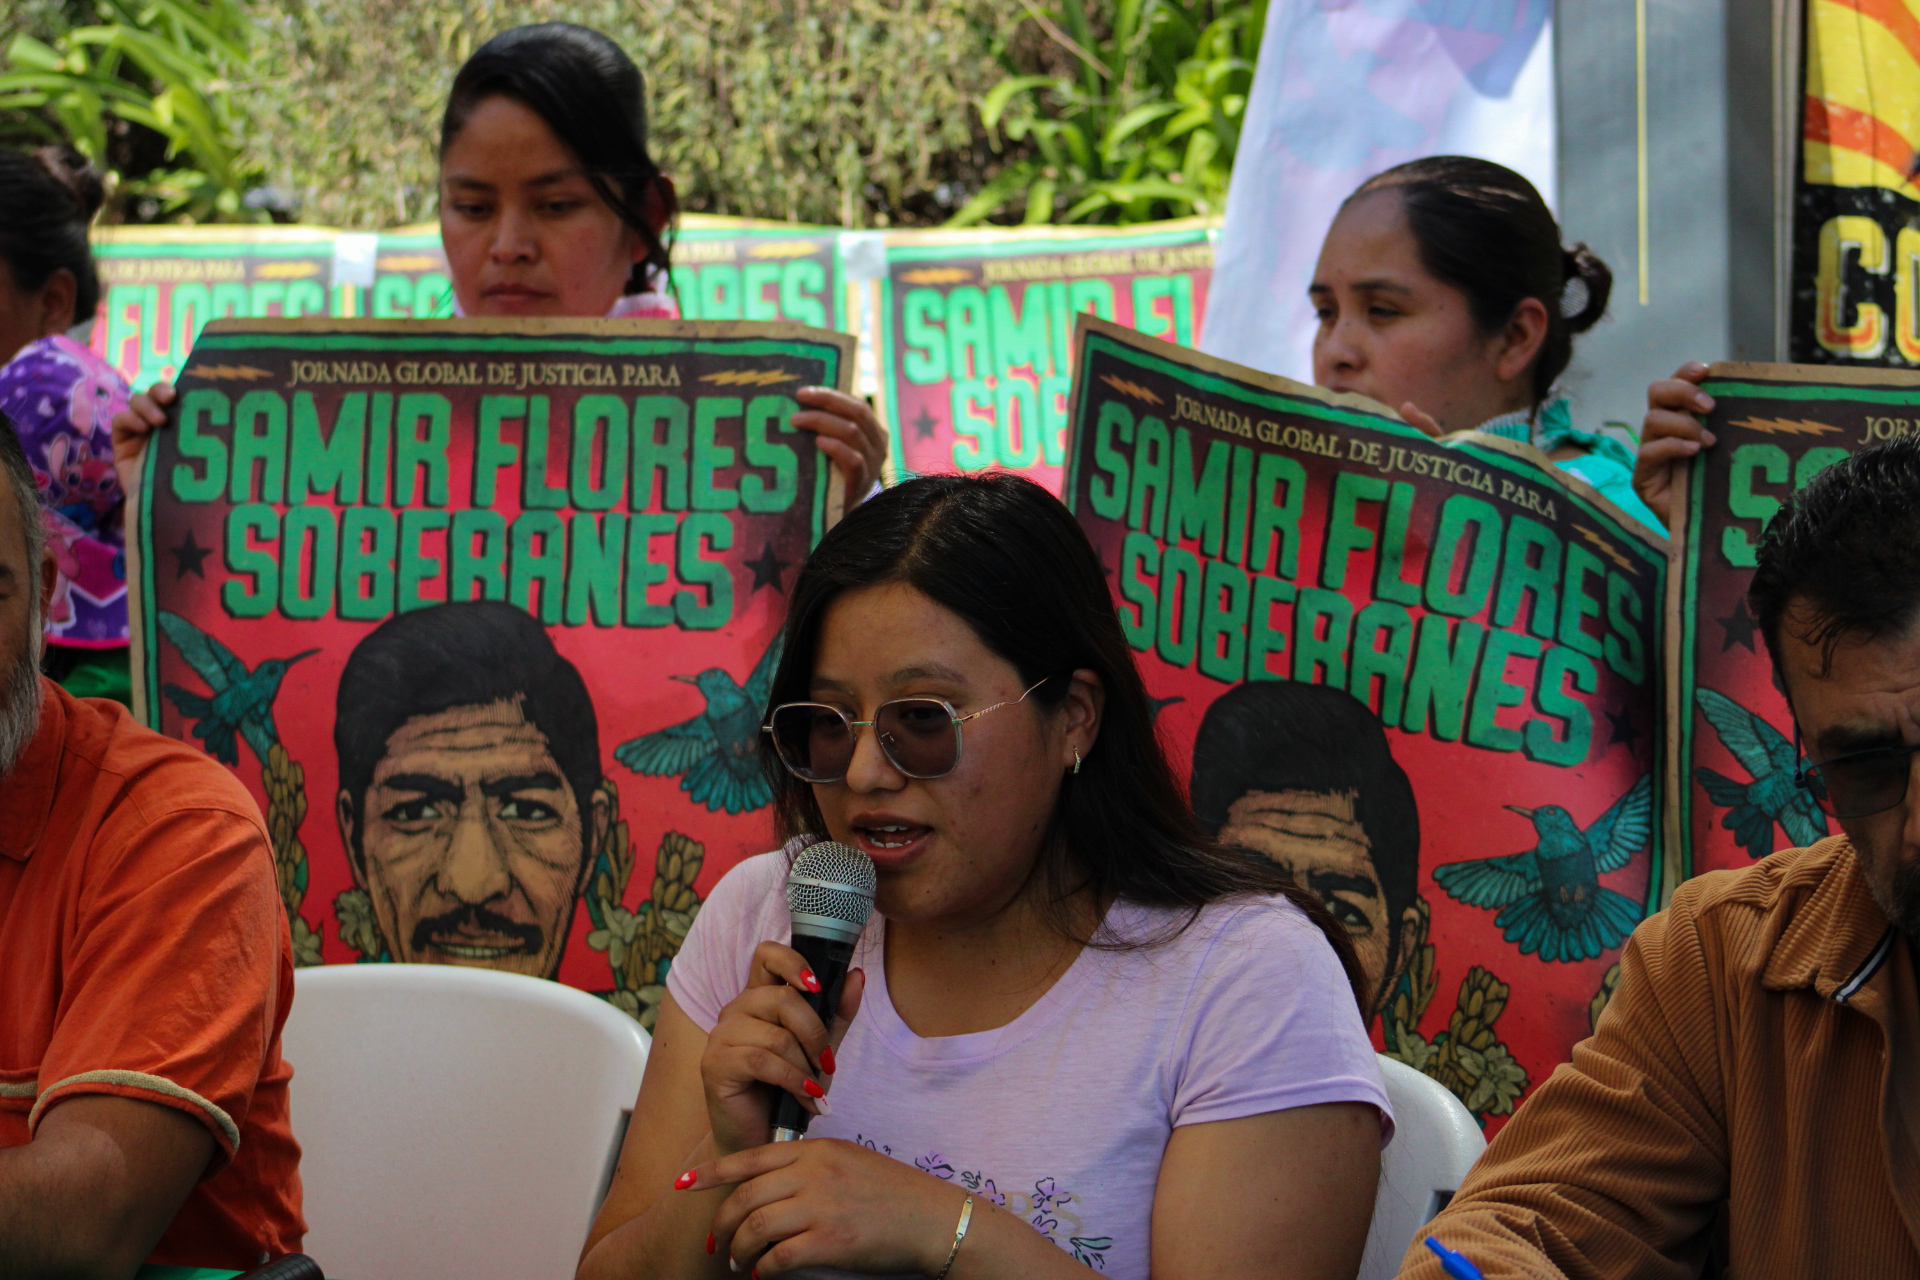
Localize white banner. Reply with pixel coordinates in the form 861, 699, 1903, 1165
1202, 0, 1558, 381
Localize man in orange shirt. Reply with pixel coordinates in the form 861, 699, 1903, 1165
0, 414, 304, 1273
1400, 437, 1920, 1276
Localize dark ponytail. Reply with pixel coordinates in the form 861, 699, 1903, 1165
1350, 155, 1610, 412
764, 473, 1372, 1015
0, 146, 106, 325
440, 24, 675, 294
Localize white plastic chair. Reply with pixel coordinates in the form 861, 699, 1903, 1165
1357, 1054, 1488, 1280
282, 964, 650, 1280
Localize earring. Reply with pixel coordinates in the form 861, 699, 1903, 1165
1071, 748, 1082, 775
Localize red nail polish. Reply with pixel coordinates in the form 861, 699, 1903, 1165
674, 1170, 697, 1190
707, 1233, 716, 1255
800, 969, 821, 993
804, 1077, 825, 1098
821, 1045, 837, 1075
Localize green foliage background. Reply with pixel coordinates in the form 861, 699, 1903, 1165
1, 0, 1260, 229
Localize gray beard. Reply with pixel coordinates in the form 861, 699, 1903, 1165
0, 630, 44, 778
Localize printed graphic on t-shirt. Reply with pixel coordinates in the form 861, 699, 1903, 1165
853, 1134, 1117, 1271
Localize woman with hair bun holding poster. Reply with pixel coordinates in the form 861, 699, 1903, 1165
1307, 155, 1663, 533
112, 23, 886, 500
579, 473, 1391, 1280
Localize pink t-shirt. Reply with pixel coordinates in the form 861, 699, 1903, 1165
667, 850, 1393, 1280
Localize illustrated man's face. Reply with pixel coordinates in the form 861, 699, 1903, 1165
1221, 787, 1421, 1021
337, 695, 607, 978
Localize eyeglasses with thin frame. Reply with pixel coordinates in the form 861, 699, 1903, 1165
763, 678, 1051, 784
1794, 724, 1920, 820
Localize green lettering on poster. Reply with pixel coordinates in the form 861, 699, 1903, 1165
449, 509, 507, 603
340, 507, 398, 619
1467, 629, 1543, 752
290, 392, 366, 504
676, 511, 734, 629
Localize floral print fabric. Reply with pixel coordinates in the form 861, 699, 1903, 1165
0, 334, 130, 647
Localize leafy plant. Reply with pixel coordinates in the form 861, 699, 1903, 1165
0, 0, 266, 221
953, 0, 1266, 226
238, 0, 1013, 230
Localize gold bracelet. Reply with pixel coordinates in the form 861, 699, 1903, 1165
932, 1193, 974, 1280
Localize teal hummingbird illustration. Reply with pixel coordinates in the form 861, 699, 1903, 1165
614, 637, 783, 814
1693, 687, 1829, 860
156, 611, 318, 767
1433, 774, 1653, 963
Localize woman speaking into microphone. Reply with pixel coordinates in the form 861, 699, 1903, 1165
579, 473, 1391, 1280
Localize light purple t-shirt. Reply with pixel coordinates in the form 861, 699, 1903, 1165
667, 851, 1393, 1280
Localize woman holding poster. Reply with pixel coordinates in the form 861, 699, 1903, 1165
112, 23, 886, 500
0, 145, 134, 702
578, 474, 1391, 1280
1307, 156, 1663, 534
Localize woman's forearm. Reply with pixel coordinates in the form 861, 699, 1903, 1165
941, 1195, 1096, 1280
579, 1133, 734, 1280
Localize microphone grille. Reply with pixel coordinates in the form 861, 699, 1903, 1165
786, 840, 877, 927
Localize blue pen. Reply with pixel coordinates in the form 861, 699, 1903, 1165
1424, 1236, 1487, 1280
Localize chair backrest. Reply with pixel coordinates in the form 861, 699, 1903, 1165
282, 964, 650, 1280
1357, 1054, 1488, 1280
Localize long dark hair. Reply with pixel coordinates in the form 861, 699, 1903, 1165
764, 473, 1369, 1012
1349, 155, 1610, 412
0, 146, 105, 328
440, 24, 675, 295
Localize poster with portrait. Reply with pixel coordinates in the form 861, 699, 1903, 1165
1667, 362, 1920, 882
1064, 317, 1666, 1132
87, 216, 852, 391
879, 221, 1215, 493
129, 317, 852, 1026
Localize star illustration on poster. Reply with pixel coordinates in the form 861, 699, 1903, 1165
170, 529, 212, 579
1718, 598, 1759, 652
912, 406, 940, 441
744, 542, 792, 594
1605, 707, 1641, 753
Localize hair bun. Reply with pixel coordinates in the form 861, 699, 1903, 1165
1559, 243, 1612, 334
33, 146, 106, 222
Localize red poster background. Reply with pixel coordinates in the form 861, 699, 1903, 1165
1671, 363, 1920, 881
133, 319, 849, 1025
1066, 320, 1666, 1132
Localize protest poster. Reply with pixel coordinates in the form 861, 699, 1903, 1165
91, 226, 351, 390
878, 221, 1215, 492
1064, 317, 1665, 1130
1667, 362, 1920, 882
129, 318, 851, 1025
87, 216, 850, 390
1791, 0, 1920, 367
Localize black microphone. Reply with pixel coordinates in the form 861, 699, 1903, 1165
771, 840, 876, 1142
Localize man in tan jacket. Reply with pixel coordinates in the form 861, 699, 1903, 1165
1401, 436, 1920, 1279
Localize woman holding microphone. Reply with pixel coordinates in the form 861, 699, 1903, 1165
111, 24, 886, 500
579, 472, 1390, 1280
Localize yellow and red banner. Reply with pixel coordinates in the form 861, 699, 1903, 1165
1797, 0, 1920, 363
